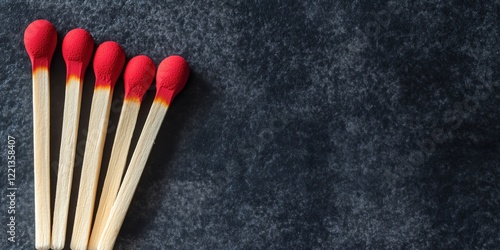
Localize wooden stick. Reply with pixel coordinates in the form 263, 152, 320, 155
23, 19, 57, 250
51, 28, 94, 250
95, 56, 189, 250
70, 41, 125, 250
88, 55, 155, 249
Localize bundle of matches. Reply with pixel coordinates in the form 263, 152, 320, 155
88, 55, 156, 248
23, 19, 191, 250
94, 55, 189, 250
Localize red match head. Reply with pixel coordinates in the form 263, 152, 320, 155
93, 41, 126, 88
23, 19, 58, 67
62, 28, 94, 77
155, 55, 190, 105
123, 55, 156, 102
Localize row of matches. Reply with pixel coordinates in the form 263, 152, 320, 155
24, 19, 190, 250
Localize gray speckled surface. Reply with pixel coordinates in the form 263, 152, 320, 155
0, 1, 499, 249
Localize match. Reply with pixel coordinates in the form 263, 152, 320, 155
70, 41, 125, 250
23, 19, 57, 250
88, 55, 156, 249
95, 55, 190, 250
51, 28, 94, 250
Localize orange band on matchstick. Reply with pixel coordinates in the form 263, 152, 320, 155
32, 63, 50, 74
153, 97, 170, 107
94, 83, 112, 91
124, 96, 141, 104
31, 57, 51, 72
94, 81, 115, 89
65, 61, 85, 83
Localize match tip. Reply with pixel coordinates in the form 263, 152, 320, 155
62, 28, 94, 66
93, 41, 126, 88
124, 55, 156, 102
155, 55, 190, 105
23, 19, 57, 64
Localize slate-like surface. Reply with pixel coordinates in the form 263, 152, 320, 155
0, 1, 498, 249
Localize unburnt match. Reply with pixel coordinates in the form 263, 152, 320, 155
71, 41, 125, 250
23, 19, 57, 250
51, 28, 94, 250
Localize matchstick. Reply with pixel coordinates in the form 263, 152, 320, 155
51, 28, 94, 250
95, 55, 190, 250
88, 55, 156, 249
23, 19, 57, 250
70, 41, 125, 250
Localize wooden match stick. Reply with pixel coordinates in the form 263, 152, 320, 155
88, 55, 156, 249
51, 28, 94, 250
95, 55, 189, 250
70, 41, 125, 250
23, 19, 57, 250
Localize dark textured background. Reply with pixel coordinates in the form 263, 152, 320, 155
0, 1, 499, 249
